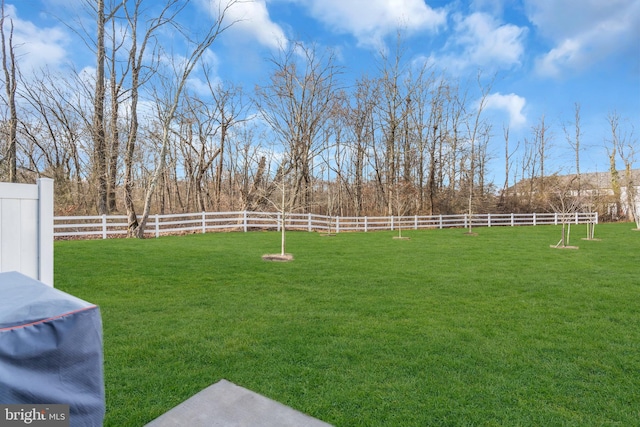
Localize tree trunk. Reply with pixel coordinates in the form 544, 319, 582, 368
93, 0, 108, 214
215, 123, 226, 210
1, 2, 18, 182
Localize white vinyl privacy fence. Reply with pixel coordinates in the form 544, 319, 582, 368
0, 179, 54, 286
54, 210, 598, 239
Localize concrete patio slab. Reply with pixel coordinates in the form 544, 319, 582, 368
144, 379, 333, 427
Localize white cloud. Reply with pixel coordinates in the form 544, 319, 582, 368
429, 12, 527, 73
201, 0, 288, 50
485, 92, 527, 128
297, 0, 447, 49
534, 39, 581, 78
455, 13, 526, 67
2, 4, 69, 73
526, 0, 640, 77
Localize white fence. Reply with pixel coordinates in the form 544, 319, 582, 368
0, 178, 54, 286
54, 211, 599, 239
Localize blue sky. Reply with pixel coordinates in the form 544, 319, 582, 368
6, 0, 640, 185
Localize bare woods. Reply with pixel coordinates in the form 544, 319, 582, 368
0, 1, 636, 236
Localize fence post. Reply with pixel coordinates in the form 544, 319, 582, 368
202, 212, 206, 234
439, 214, 443, 229
415, 215, 418, 230
308, 213, 312, 232
336, 217, 340, 234
155, 214, 159, 238
533, 212, 537, 226
37, 178, 54, 287
488, 213, 491, 227
102, 214, 107, 239
554, 213, 558, 225
243, 211, 248, 232
575, 212, 579, 224
464, 214, 468, 229
511, 213, 514, 226
364, 216, 368, 232
595, 211, 599, 224
391, 216, 394, 231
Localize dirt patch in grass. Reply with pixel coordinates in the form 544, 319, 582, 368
262, 253, 294, 262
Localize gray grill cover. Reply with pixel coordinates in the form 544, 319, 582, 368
0, 272, 105, 426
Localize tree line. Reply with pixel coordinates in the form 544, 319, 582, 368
1, 0, 636, 237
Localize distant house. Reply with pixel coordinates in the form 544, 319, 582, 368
558, 170, 639, 220
508, 169, 639, 221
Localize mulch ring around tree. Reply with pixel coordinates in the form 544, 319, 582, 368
262, 253, 294, 262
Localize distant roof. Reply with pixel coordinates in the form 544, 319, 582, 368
565, 169, 640, 188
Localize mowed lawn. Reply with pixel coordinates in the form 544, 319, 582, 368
55, 223, 640, 426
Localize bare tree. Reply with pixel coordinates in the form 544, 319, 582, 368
233, 124, 268, 211
1, 0, 18, 182
442, 86, 466, 213
520, 136, 539, 210
320, 92, 349, 218
132, 0, 242, 238
105, 9, 129, 212
122, 0, 187, 235
207, 79, 248, 210
255, 41, 342, 212
345, 77, 378, 216
532, 114, 551, 196
256, 156, 300, 260
618, 136, 637, 225
498, 125, 519, 211
173, 80, 246, 213
18, 72, 89, 209
464, 73, 492, 234
606, 112, 623, 220
423, 79, 447, 214
563, 103, 596, 236
175, 92, 218, 212
609, 112, 638, 226
548, 175, 582, 248
91, 0, 122, 214
563, 103, 582, 196
402, 63, 443, 215
375, 36, 409, 216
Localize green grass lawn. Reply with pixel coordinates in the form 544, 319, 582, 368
55, 223, 640, 426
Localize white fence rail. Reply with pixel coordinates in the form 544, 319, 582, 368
0, 178, 54, 286
54, 211, 599, 239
